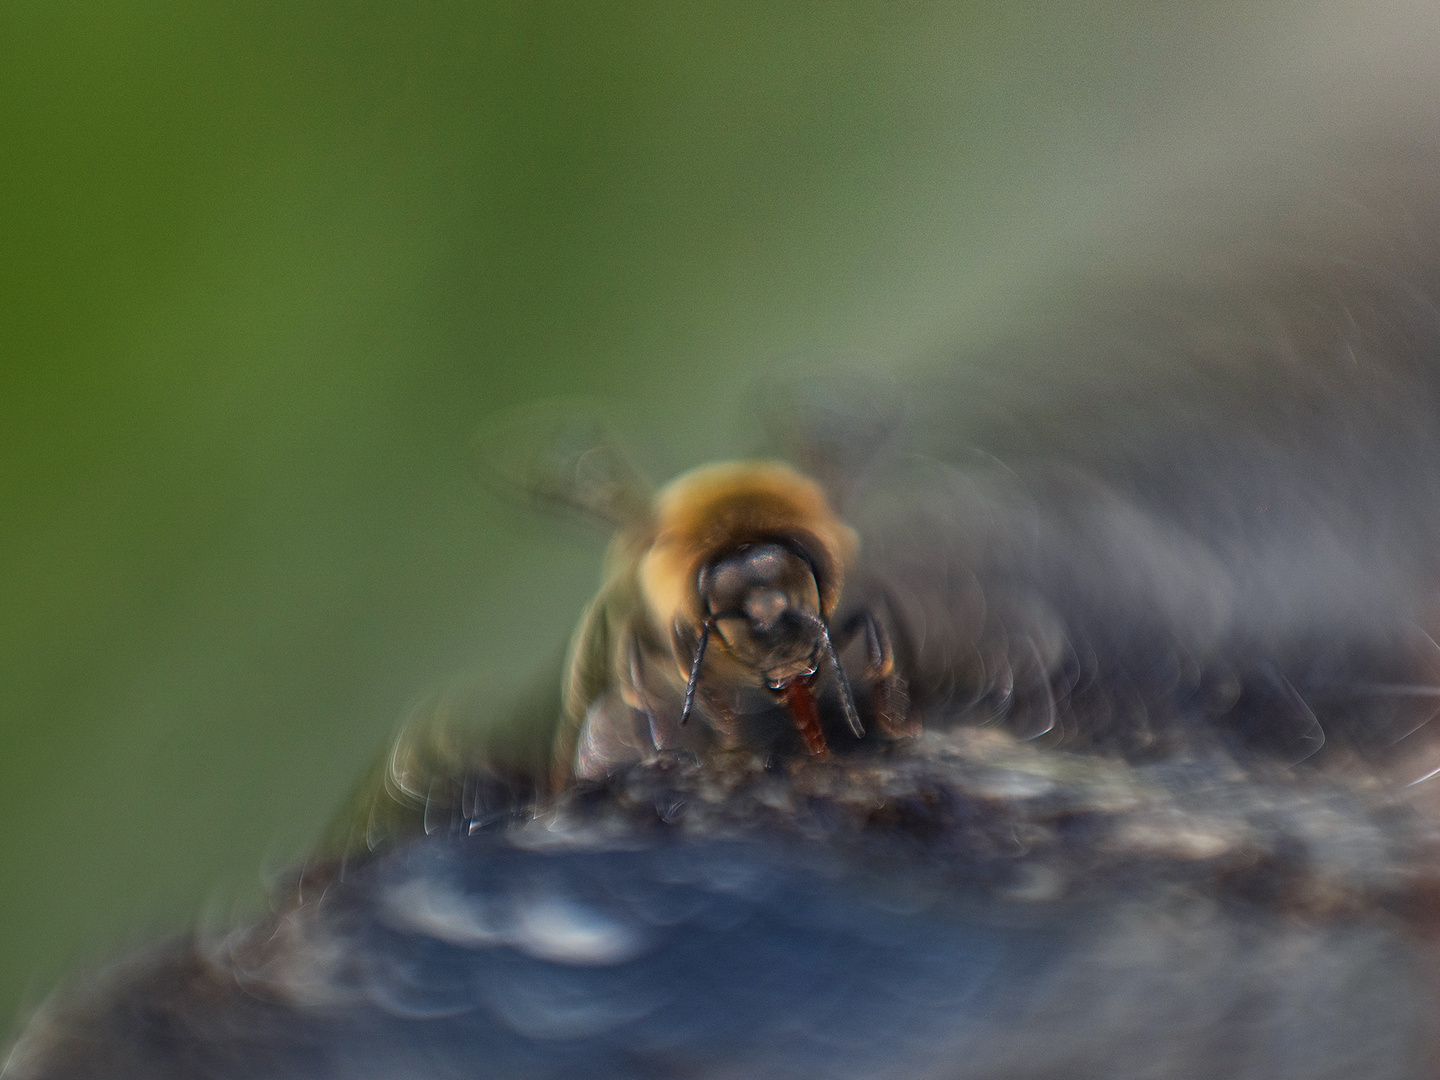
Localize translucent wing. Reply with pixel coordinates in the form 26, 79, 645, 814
472, 398, 654, 529
752, 367, 907, 513
316, 664, 565, 863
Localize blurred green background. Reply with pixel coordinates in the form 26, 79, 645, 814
2, 0, 1419, 1032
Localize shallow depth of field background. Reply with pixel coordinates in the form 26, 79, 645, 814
5, 0, 1439, 1031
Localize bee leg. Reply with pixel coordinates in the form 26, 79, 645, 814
837, 609, 917, 740
625, 632, 685, 754
861, 611, 917, 738
574, 690, 653, 781
697, 686, 746, 750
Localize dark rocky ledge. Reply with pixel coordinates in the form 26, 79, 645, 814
10, 732, 1440, 1080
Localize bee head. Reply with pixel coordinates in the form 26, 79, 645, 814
638, 461, 856, 626
698, 541, 824, 685
632, 462, 869, 740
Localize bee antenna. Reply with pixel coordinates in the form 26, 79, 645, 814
797, 613, 865, 739
679, 619, 713, 726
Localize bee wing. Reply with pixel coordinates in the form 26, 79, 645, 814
315, 665, 566, 861
555, 574, 667, 785
473, 399, 654, 529
753, 368, 907, 512
561, 591, 615, 724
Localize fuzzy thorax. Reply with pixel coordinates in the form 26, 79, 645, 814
636, 461, 858, 657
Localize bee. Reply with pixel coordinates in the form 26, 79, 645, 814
555, 457, 913, 783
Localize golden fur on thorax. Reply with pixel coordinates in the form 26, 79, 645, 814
637, 461, 858, 646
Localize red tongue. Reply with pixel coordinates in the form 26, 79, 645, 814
780, 678, 830, 756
